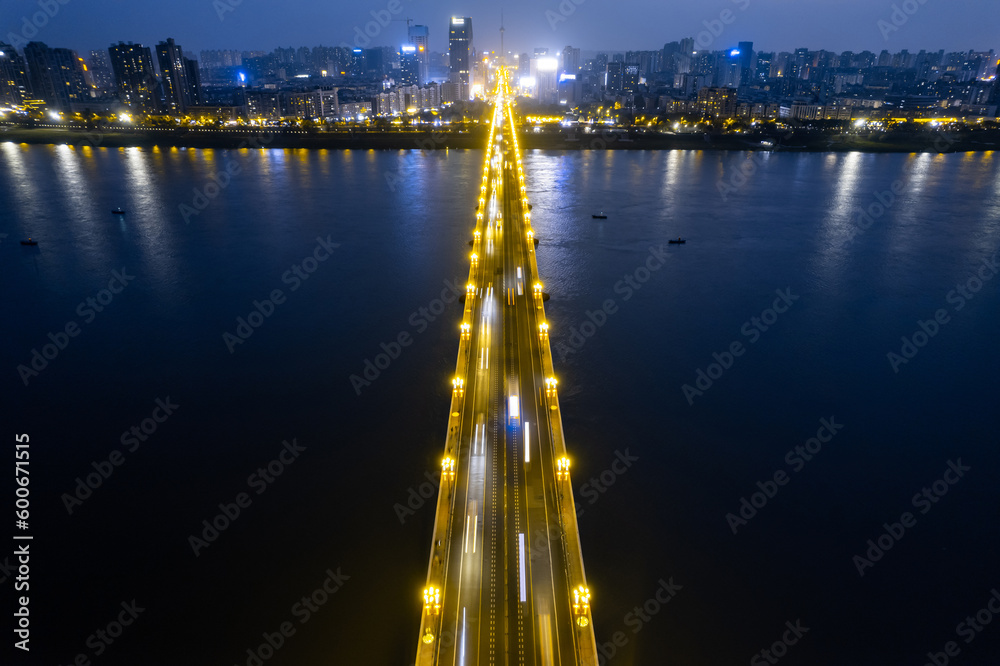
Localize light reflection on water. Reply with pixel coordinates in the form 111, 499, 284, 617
1, 144, 999, 665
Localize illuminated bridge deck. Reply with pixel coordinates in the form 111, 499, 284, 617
414, 69, 598, 666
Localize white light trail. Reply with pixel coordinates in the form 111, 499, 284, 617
518, 533, 527, 602
525, 422, 530, 463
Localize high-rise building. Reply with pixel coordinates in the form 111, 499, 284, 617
350, 49, 365, 77
623, 64, 640, 93
88, 49, 115, 93
606, 61, 624, 93
448, 16, 473, 100
0, 43, 30, 105
736, 41, 753, 93
243, 90, 281, 120
697, 86, 737, 118
991, 60, 1000, 104
755, 52, 773, 82
108, 42, 160, 114
399, 44, 419, 87
408, 24, 429, 85
23, 42, 90, 112
184, 57, 203, 106
156, 38, 191, 114
562, 46, 581, 76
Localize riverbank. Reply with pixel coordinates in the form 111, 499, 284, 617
2, 124, 997, 152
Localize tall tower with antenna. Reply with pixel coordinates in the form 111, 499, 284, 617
499, 9, 505, 66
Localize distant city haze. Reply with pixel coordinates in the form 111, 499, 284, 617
1, 0, 996, 55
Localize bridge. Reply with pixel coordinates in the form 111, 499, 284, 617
414, 69, 599, 666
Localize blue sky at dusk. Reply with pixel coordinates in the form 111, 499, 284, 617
1, 0, 996, 56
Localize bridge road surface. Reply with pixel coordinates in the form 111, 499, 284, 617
415, 74, 598, 666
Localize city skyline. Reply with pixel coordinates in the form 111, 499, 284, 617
2, 0, 997, 59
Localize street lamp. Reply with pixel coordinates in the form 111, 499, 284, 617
423, 586, 441, 615
556, 456, 570, 480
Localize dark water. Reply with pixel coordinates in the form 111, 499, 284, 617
2, 143, 999, 666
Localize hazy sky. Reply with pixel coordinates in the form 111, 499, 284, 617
0, 0, 996, 57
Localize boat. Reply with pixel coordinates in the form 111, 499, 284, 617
592, 213, 608, 219
20, 238, 38, 246
112, 208, 125, 215
668, 237, 686, 245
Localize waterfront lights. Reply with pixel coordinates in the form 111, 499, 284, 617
442, 457, 456, 480
423, 586, 441, 615
460, 322, 471, 340
452, 377, 464, 396
545, 376, 558, 397
471, 253, 478, 266
539, 322, 549, 339
534, 282, 543, 296
526, 230, 534, 241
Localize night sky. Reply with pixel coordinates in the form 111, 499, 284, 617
0, 0, 996, 58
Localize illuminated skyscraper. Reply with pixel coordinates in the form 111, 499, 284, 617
991, 60, 1000, 104
156, 38, 191, 114
184, 57, 203, 106
23, 41, 90, 112
88, 49, 115, 94
0, 43, 30, 106
697, 86, 737, 118
448, 16, 473, 100
108, 41, 160, 114
400, 44, 419, 87
408, 24, 429, 85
